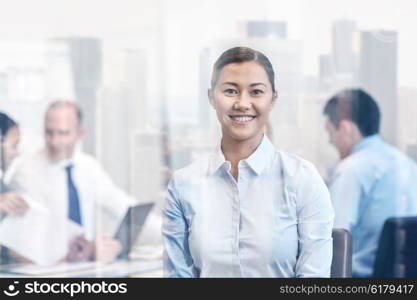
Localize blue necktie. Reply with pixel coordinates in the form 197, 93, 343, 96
66, 164, 82, 225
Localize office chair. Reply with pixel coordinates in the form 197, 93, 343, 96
373, 216, 417, 277
331, 228, 352, 278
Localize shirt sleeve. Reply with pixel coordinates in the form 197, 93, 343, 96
162, 178, 197, 278
328, 164, 362, 231
294, 162, 335, 278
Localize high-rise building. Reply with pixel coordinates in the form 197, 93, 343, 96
319, 54, 335, 91
97, 49, 147, 193
123, 49, 147, 131
359, 30, 398, 145
131, 130, 164, 203
67, 37, 103, 156
332, 20, 357, 74
247, 21, 287, 39
319, 19, 358, 92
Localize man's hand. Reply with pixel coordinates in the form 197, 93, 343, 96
95, 235, 122, 262
65, 235, 95, 262
0, 192, 29, 217
65, 235, 122, 263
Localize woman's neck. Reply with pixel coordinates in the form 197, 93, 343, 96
221, 133, 263, 180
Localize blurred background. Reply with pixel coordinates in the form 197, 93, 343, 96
1, 0, 417, 261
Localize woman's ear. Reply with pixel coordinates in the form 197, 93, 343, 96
208, 88, 215, 109
270, 91, 278, 109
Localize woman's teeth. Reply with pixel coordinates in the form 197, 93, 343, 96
230, 116, 255, 122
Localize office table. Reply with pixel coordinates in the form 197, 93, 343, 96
0, 258, 163, 278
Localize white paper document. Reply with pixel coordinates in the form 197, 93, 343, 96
0, 199, 83, 265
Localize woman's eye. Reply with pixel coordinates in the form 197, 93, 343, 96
223, 89, 238, 95
252, 89, 264, 95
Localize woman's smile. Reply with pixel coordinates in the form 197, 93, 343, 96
229, 114, 257, 125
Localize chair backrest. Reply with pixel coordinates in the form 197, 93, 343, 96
331, 228, 352, 278
373, 216, 417, 277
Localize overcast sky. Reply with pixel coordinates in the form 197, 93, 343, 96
1, 0, 416, 87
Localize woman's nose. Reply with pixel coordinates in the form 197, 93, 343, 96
233, 94, 251, 111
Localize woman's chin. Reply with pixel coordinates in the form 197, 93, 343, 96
223, 129, 262, 143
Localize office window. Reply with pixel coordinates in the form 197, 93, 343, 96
0, 0, 416, 277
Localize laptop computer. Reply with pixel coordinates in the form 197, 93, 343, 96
113, 202, 155, 259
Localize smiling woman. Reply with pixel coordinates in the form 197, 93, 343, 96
208, 48, 277, 179
162, 47, 335, 278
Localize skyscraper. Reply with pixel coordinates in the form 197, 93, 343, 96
359, 30, 398, 145
67, 37, 103, 156
332, 20, 357, 74
247, 21, 287, 39
131, 130, 164, 203
97, 49, 147, 193
319, 54, 335, 91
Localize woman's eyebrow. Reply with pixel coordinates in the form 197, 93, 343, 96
221, 82, 267, 87
250, 83, 267, 87
221, 82, 239, 87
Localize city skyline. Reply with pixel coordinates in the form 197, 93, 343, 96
0, 13, 416, 196
1, 0, 417, 87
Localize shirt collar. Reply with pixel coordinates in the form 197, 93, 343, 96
209, 134, 275, 176
209, 145, 228, 175
43, 147, 81, 169
352, 134, 382, 153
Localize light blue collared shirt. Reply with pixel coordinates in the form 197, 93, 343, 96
329, 134, 417, 277
162, 135, 334, 277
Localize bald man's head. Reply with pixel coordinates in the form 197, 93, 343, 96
44, 101, 85, 161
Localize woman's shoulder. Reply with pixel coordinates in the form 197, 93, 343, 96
277, 150, 319, 179
277, 150, 330, 205
169, 155, 212, 184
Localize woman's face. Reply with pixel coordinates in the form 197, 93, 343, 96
2, 126, 20, 170
209, 61, 277, 143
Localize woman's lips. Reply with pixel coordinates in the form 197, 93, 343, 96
229, 115, 256, 124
